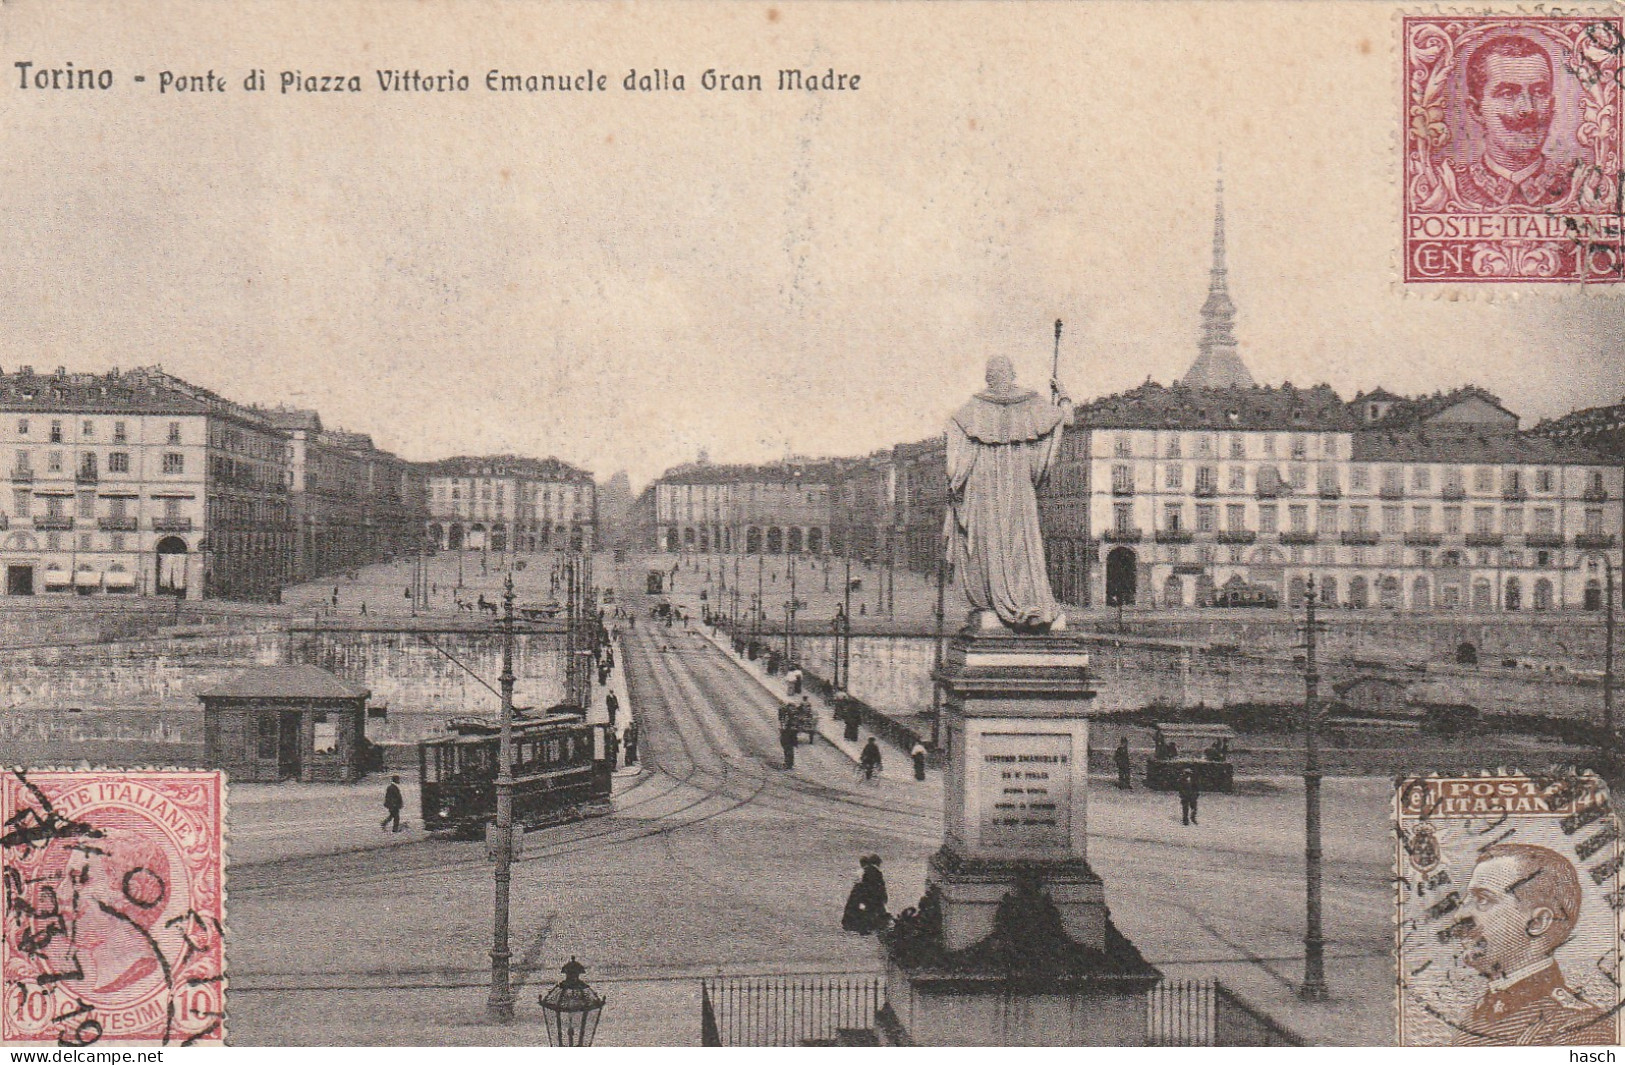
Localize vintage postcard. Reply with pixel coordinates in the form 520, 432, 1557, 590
2, 0, 1624, 1051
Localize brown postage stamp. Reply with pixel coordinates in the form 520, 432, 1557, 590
1403, 12, 1625, 284
1, 769, 226, 1046
1396, 772, 1622, 1045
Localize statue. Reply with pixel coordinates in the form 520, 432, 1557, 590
945, 355, 1073, 631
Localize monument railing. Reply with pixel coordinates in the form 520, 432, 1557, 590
1145, 979, 1305, 1047
700, 975, 881, 1047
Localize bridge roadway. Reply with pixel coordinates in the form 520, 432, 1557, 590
221, 585, 1395, 1045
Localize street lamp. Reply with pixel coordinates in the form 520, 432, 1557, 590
538, 957, 605, 1047
487, 574, 518, 1021
1299, 575, 1329, 1001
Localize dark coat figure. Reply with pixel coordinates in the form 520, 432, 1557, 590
843, 702, 860, 742
841, 855, 889, 934
605, 691, 620, 725
1114, 738, 1133, 790
780, 724, 798, 770
382, 777, 404, 833
911, 742, 927, 782
606, 730, 621, 769
860, 738, 883, 781
1178, 769, 1200, 826
623, 719, 639, 765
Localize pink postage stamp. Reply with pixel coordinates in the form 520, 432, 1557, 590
1396, 772, 1622, 1046
2, 770, 226, 1046
1403, 12, 1625, 284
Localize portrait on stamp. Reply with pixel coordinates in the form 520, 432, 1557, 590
1396, 774, 1622, 1046
2, 770, 226, 1046
1404, 15, 1625, 282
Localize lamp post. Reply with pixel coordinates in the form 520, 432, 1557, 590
786, 550, 797, 662
487, 574, 518, 1021
538, 957, 605, 1047
1300, 575, 1329, 1001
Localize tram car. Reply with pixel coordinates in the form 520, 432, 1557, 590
418, 706, 612, 836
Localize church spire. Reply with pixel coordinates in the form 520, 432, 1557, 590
1181, 172, 1255, 389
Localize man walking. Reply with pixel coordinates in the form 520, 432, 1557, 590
623, 718, 639, 765
605, 690, 620, 726
780, 721, 798, 770
1178, 768, 1200, 826
382, 775, 404, 833
1114, 737, 1133, 790
911, 741, 928, 781
860, 737, 883, 782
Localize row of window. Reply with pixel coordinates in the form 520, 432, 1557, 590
14, 417, 186, 445
1111, 463, 1601, 496
1150, 542, 1567, 570
1120, 501, 1608, 537
6, 490, 189, 520
1111, 431, 1341, 460
12, 449, 187, 476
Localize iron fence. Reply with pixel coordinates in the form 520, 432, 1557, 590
700, 976, 881, 1047
1146, 978, 1215, 1046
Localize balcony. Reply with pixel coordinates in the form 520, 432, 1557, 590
1577, 533, 1618, 550
1317, 485, 1341, 499
1217, 529, 1257, 545
1280, 530, 1317, 545
33, 516, 74, 531
98, 516, 138, 532
1340, 530, 1379, 546
75, 470, 98, 486
10, 468, 33, 482
1193, 484, 1217, 498
1442, 486, 1466, 501
1403, 532, 1442, 547
1526, 533, 1566, 548
1154, 528, 1193, 544
1584, 486, 1610, 503
151, 517, 194, 533
1110, 484, 1135, 497
1102, 528, 1143, 543
1502, 487, 1528, 502
1255, 484, 1285, 499
1378, 486, 1405, 500
1465, 533, 1504, 547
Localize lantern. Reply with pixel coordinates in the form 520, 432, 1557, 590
538, 957, 604, 1047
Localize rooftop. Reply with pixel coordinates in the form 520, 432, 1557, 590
198, 664, 371, 701
424, 454, 595, 484
1076, 381, 1359, 432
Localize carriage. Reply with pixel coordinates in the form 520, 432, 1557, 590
418, 707, 612, 835
1143, 722, 1237, 793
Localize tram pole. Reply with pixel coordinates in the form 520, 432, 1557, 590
1301, 575, 1329, 1001
487, 574, 518, 1022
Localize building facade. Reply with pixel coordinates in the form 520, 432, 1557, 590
1072, 383, 1622, 613
0, 367, 294, 601
648, 457, 836, 556
424, 455, 597, 555
271, 410, 429, 584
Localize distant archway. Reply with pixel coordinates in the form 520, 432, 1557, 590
1105, 546, 1137, 607
1505, 577, 1521, 611
447, 524, 464, 551
1348, 576, 1369, 609
1456, 642, 1478, 666
1379, 576, 1400, 609
746, 527, 761, 555
1412, 576, 1431, 610
766, 527, 783, 555
1586, 579, 1603, 611
807, 527, 823, 554
788, 528, 804, 554
156, 535, 188, 597
1534, 578, 1553, 611
1287, 576, 1307, 608
1472, 578, 1493, 612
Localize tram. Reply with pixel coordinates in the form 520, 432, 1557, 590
418, 707, 612, 835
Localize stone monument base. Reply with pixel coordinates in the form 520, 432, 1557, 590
928, 848, 1105, 952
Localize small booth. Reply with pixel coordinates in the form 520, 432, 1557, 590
199, 664, 372, 783
1144, 722, 1236, 793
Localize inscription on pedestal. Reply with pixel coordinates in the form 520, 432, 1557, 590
979, 732, 1071, 850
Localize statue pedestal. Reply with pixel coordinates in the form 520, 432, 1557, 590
879, 627, 1160, 1046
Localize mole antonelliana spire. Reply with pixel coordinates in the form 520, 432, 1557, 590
1180, 172, 1255, 389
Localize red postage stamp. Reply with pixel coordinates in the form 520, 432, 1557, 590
1396, 772, 1622, 1045
1, 770, 226, 1046
1403, 13, 1625, 283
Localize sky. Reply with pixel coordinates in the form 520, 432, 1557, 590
1, 0, 1622, 489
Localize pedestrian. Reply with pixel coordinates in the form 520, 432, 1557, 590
860, 737, 883, 782
359, 601, 367, 616
911, 741, 927, 781
331, 586, 339, 608
1178, 768, 1200, 826
780, 722, 798, 770
841, 855, 889, 934
606, 728, 621, 768
605, 690, 619, 725
623, 718, 639, 765
1114, 737, 1133, 790
381, 775, 404, 833
842, 701, 860, 742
